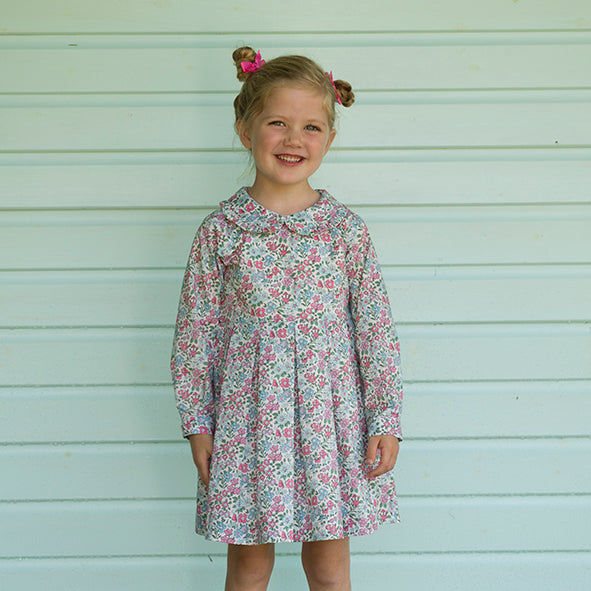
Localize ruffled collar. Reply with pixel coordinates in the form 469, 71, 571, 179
220, 187, 349, 236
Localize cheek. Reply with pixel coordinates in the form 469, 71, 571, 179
254, 130, 278, 150
315, 136, 333, 155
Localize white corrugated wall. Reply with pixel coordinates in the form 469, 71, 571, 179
1, 1, 590, 589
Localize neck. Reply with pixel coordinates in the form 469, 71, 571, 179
248, 180, 319, 215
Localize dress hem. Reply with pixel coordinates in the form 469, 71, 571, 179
194, 516, 400, 546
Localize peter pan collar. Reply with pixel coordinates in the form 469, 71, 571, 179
220, 187, 349, 236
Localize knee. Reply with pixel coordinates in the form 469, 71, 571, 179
301, 541, 350, 589
237, 555, 274, 584
227, 544, 275, 587
302, 562, 348, 588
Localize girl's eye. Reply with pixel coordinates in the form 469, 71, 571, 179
305, 124, 321, 131
270, 120, 285, 127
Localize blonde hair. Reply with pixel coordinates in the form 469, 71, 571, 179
232, 46, 354, 133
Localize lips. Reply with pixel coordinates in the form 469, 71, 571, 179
275, 154, 305, 164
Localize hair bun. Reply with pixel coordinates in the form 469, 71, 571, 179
334, 79, 355, 108
232, 46, 258, 82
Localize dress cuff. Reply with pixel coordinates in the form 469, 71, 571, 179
366, 410, 402, 440
180, 414, 216, 438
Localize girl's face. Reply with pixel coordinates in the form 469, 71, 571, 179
238, 86, 336, 195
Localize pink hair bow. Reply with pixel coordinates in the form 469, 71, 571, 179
326, 71, 343, 105
241, 50, 266, 73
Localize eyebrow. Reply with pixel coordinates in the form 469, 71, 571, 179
261, 115, 327, 125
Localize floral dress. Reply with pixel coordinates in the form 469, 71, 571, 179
171, 187, 403, 545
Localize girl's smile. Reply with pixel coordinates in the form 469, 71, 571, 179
238, 86, 336, 208
275, 154, 305, 164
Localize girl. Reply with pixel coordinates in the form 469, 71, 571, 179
171, 47, 403, 591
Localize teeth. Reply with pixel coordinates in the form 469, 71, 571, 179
277, 155, 303, 163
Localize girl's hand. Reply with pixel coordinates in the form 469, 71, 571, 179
188, 433, 214, 486
366, 435, 400, 479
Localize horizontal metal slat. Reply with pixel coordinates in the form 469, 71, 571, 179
3, 43, 591, 93
3, 2, 591, 33
2, 269, 591, 326
1, 208, 589, 268
2, 102, 591, 151
2, 157, 591, 208
1, 439, 589, 501
2, 553, 589, 591
2, 381, 589, 443
1, 324, 589, 386
1, 496, 588, 556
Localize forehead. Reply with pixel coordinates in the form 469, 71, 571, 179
261, 86, 330, 120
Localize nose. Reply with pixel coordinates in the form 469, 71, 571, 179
284, 127, 303, 147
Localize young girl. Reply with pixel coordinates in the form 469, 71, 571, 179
171, 46, 403, 591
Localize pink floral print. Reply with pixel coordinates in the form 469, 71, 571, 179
171, 187, 402, 544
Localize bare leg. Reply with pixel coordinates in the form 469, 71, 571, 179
301, 538, 351, 591
225, 543, 275, 591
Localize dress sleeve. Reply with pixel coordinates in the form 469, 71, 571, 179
170, 219, 223, 437
347, 218, 403, 439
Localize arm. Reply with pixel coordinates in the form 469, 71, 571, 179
347, 218, 403, 469
171, 219, 224, 438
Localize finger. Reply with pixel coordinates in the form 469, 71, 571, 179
196, 451, 211, 486
366, 436, 379, 465
367, 440, 397, 478
367, 456, 392, 478
390, 440, 400, 468
196, 460, 209, 486
366, 450, 389, 478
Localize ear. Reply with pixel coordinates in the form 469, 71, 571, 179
323, 128, 336, 156
237, 120, 252, 150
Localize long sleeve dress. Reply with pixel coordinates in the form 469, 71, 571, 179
171, 187, 403, 545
